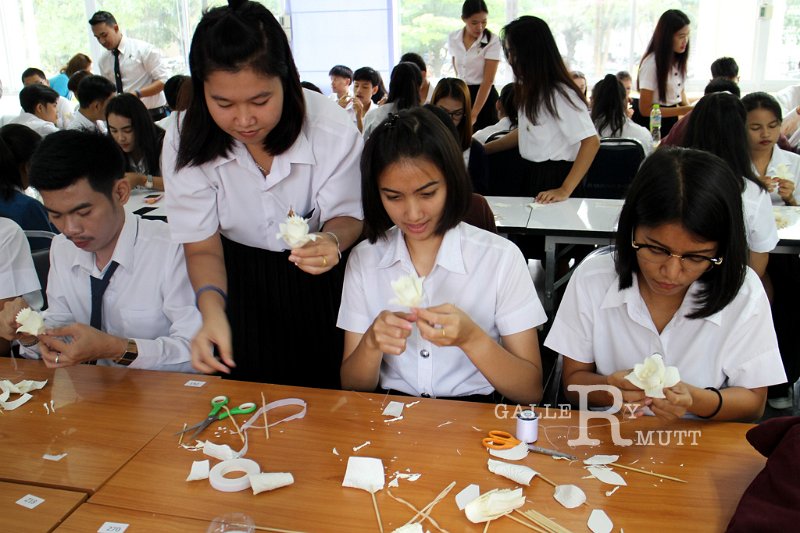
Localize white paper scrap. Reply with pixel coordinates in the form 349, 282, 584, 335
605, 486, 620, 497
583, 455, 619, 465
342, 456, 385, 493
437, 421, 452, 428
488, 441, 529, 461
203, 441, 236, 461
332, 447, 339, 456
405, 401, 420, 408
250, 472, 294, 494
352, 440, 371, 452
0, 379, 48, 394
389, 472, 421, 487
98, 522, 129, 533
183, 380, 206, 388
384, 416, 403, 423
465, 488, 525, 523
43, 453, 68, 461
391, 524, 424, 533
588, 509, 614, 533
1, 392, 32, 411
16, 494, 44, 509
455, 483, 481, 510
553, 484, 586, 509
587, 466, 627, 486
382, 401, 405, 418
186, 459, 210, 481
487, 458, 536, 486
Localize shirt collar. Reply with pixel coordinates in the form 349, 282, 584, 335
211, 128, 315, 179
73, 211, 138, 275
600, 272, 722, 326
376, 224, 467, 275
115, 34, 128, 55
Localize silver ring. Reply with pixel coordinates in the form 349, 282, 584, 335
55, 354, 60, 365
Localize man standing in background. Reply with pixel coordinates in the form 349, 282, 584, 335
89, 11, 170, 121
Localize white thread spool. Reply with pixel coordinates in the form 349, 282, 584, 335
515, 409, 539, 443
209, 458, 260, 492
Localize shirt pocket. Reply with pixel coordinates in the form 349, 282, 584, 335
119, 308, 167, 339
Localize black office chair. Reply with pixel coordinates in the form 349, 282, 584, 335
486, 131, 528, 196
24, 230, 55, 310
582, 138, 646, 200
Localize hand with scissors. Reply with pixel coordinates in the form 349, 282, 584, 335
178, 395, 256, 441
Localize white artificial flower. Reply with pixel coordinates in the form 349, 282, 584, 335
15, 308, 45, 336
276, 214, 318, 249
775, 163, 791, 181
390, 273, 425, 307
624, 353, 681, 399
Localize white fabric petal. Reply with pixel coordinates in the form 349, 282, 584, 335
487, 458, 536, 486
588, 509, 614, 533
342, 456, 385, 493
583, 455, 619, 465
553, 484, 586, 509
455, 484, 481, 510
587, 466, 627, 486
488, 441, 529, 461
186, 459, 210, 481
465, 488, 525, 523
249, 472, 294, 494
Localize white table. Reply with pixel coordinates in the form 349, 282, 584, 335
124, 189, 167, 221
486, 196, 533, 231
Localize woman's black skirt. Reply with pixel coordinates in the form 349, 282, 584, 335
468, 83, 499, 132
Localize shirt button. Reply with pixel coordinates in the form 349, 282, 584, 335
421, 393, 431, 398
268, 221, 274, 227
420, 349, 430, 358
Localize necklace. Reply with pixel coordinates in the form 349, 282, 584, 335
256, 162, 267, 174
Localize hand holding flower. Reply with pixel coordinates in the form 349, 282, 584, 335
415, 304, 481, 349
625, 353, 681, 399
277, 213, 318, 249
650, 383, 692, 421
390, 273, 425, 308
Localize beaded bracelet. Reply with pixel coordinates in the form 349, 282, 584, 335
697, 386, 723, 419
195, 285, 227, 308
325, 231, 342, 259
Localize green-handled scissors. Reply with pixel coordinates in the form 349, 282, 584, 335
177, 395, 257, 441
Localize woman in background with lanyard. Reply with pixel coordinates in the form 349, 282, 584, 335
636, 9, 693, 136
448, 0, 501, 131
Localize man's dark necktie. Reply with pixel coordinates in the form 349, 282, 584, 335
86, 261, 119, 364
112, 49, 124, 94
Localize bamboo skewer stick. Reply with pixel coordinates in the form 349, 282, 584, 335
222, 405, 245, 443
505, 513, 548, 532
261, 391, 270, 440
386, 490, 448, 533
252, 525, 308, 533
404, 481, 456, 525
517, 509, 574, 533
609, 462, 686, 483
482, 519, 491, 533
371, 491, 384, 533
537, 474, 557, 487
178, 422, 187, 446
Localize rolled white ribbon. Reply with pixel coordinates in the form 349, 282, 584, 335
209, 458, 261, 492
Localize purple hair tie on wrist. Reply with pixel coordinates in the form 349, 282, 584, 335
195, 285, 227, 308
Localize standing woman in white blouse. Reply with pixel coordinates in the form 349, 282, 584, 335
162, 0, 363, 388
636, 9, 693, 136
448, 0, 501, 131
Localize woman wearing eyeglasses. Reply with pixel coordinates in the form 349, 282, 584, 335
546, 148, 785, 422
431, 78, 488, 194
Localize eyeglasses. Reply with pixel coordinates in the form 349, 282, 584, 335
631, 239, 723, 272
438, 106, 464, 120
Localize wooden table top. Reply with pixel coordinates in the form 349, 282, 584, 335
0, 480, 85, 533
55, 503, 209, 532
0, 358, 217, 494
88, 378, 766, 532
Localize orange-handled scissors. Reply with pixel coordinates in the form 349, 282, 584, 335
482, 430, 521, 450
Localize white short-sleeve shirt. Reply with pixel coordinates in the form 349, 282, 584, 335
163, 89, 363, 249
757, 146, 800, 205
0, 218, 40, 300
362, 101, 397, 140
338, 223, 547, 398
517, 86, 597, 162
637, 54, 685, 106
742, 178, 779, 252
9, 112, 59, 137
448, 29, 502, 86
596, 118, 654, 155
545, 253, 785, 391
473, 116, 513, 144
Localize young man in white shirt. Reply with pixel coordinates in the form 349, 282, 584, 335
21, 67, 75, 128
0, 219, 41, 356
67, 75, 115, 133
89, 11, 170, 121
5, 130, 201, 371
9, 84, 60, 137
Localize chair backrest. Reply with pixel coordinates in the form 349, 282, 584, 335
485, 130, 510, 143
582, 138, 646, 199
486, 141, 528, 197
463, 193, 497, 233
24, 230, 55, 309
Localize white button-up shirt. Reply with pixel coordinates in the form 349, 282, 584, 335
98, 34, 169, 110
22, 212, 201, 372
755, 146, 800, 205
637, 54, 685, 106
9, 112, 59, 137
545, 253, 785, 390
163, 89, 363, 249
517, 85, 597, 162
742, 178, 779, 253
447, 29, 502, 85
338, 223, 547, 398
66, 110, 107, 134
0, 218, 40, 299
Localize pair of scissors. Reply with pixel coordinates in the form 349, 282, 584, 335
177, 395, 257, 441
482, 430, 521, 450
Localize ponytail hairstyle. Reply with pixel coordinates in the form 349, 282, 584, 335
591, 74, 627, 137
386, 62, 422, 111
177, 0, 304, 169
461, 0, 492, 48
638, 9, 690, 101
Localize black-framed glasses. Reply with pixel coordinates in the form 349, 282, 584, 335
438, 106, 464, 120
631, 239, 723, 272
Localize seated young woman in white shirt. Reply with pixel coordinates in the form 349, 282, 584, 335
743, 91, 800, 206
339, 108, 545, 404
590, 74, 653, 155
546, 148, 785, 422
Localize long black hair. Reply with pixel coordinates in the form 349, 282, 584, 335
106, 94, 164, 176
591, 74, 627, 137
616, 148, 748, 319
501, 16, 586, 124
0, 125, 41, 201
176, 0, 304, 170
386, 62, 422, 110
638, 9, 690, 101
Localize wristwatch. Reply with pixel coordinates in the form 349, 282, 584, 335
145, 174, 154, 189
117, 338, 139, 366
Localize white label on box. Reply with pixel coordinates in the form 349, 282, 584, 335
184, 380, 207, 388
98, 522, 130, 533
16, 494, 44, 509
